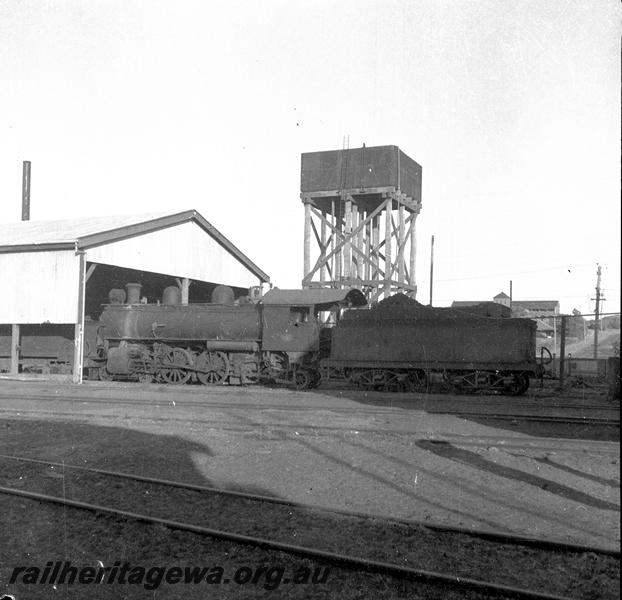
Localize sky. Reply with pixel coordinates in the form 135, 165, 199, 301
1, 0, 620, 314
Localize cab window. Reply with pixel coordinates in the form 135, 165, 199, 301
289, 306, 310, 324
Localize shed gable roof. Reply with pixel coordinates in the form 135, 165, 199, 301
0, 210, 269, 283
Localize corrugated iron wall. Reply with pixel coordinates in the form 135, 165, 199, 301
0, 250, 81, 323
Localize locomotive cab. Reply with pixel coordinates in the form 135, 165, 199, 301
260, 289, 367, 380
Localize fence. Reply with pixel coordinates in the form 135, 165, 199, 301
533, 312, 620, 382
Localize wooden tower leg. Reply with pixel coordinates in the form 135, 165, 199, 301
409, 213, 417, 296
344, 196, 352, 279
303, 201, 311, 285
398, 203, 405, 289
384, 197, 392, 298
320, 211, 326, 283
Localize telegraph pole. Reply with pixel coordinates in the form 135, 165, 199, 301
509, 280, 513, 313
591, 265, 605, 359
22, 160, 31, 220
429, 235, 435, 306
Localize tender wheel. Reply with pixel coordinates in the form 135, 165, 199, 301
381, 371, 400, 392
159, 347, 193, 385
195, 351, 229, 385
406, 370, 428, 393
506, 373, 529, 396
353, 369, 392, 391
136, 372, 154, 383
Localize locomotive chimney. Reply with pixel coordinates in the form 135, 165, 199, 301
22, 160, 31, 221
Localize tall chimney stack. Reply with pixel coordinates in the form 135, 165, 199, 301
22, 160, 31, 221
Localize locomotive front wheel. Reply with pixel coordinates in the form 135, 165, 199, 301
159, 348, 193, 385
137, 372, 154, 384
195, 351, 229, 385
99, 367, 114, 381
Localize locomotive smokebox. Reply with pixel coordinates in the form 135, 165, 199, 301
211, 285, 235, 305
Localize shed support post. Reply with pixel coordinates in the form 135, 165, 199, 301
73, 251, 87, 384
73, 324, 83, 383
181, 278, 190, 305
10, 324, 20, 375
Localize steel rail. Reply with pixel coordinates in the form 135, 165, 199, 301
0, 404, 618, 430
0, 394, 618, 428
0, 484, 581, 600
0, 391, 617, 416
1, 454, 618, 558
429, 412, 620, 425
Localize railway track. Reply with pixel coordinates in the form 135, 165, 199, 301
0, 391, 618, 421
1, 454, 618, 599
1, 409, 618, 458
427, 412, 620, 426
0, 406, 618, 442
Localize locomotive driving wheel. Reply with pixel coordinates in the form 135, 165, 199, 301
293, 369, 311, 390
159, 347, 193, 385
308, 369, 322, 389
195, 351, 229, 385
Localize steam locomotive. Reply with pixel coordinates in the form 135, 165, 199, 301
90, 285, 542, 395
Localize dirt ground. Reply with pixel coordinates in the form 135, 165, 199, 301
0, 380, 619, 599
0, 380, 618, 548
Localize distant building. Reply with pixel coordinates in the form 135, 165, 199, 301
493, 291, 511, 308
452, 292, 560, 337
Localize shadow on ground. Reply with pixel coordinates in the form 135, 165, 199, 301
0, 417, 279, 497
310, 385, 619, 441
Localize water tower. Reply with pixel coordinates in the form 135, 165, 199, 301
301, 145, 422, 301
